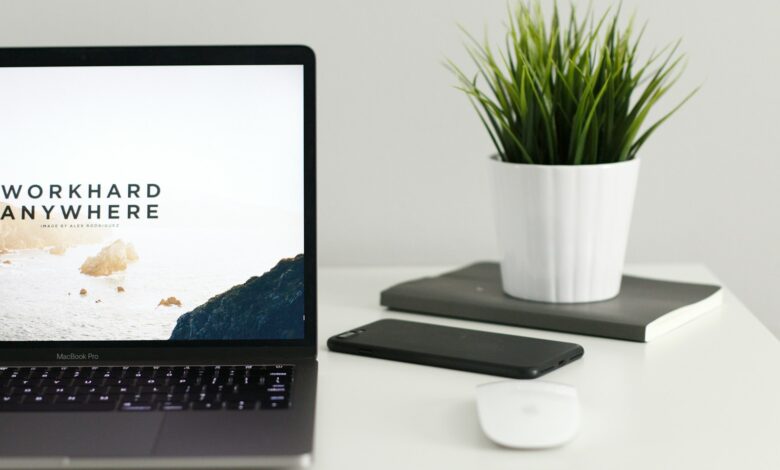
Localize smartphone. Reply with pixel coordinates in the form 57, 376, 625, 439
327, 319, 584, 379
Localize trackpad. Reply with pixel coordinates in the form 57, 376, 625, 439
0, 412, 163, 457
154, 412, 303, 456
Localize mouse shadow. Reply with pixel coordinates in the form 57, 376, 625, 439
425, 400, 501, 450
429, 400, 569, 453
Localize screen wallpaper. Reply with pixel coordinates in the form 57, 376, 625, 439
0, 65, 305, 341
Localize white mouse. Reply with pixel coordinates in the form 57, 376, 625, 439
476, 380, 579, 449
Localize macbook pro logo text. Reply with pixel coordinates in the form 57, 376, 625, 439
56, 353, 100, 361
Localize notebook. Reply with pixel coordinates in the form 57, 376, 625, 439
380, 262, 723, 342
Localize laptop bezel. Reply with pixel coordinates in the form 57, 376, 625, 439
0, 45, 317, 363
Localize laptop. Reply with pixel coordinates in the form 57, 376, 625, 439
0, 45, 317, 468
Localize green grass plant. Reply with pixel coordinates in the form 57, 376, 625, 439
448, 1, 698, 165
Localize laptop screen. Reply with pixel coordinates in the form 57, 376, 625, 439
0, 64, 305, 342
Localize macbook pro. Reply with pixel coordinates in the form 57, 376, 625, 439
0, 45, 317, 468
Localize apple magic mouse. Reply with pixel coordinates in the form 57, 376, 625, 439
476, 380, 579, 449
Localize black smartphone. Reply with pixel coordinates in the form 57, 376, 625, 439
327, 319, 584, 379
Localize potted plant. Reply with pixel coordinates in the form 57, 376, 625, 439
449, 2, 697, 303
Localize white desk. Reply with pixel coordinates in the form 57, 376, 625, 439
312, 264, 780, 470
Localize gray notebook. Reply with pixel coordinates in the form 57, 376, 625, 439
380, 262, 722, 342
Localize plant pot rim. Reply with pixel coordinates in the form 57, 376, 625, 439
489, 154, 639, 168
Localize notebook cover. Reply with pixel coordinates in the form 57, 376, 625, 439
379, 262, 722, 342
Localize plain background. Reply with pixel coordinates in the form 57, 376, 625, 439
0, 0, 778, 338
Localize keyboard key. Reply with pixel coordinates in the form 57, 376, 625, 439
223, 392, 262, 402
268, 374, 292, 387
88, 394, 119, 404
192, 402, 222, 410
225, 400, 257, 411
234, 384, 264, 394
55, 395, 88, 404
120, 393, 164, 404
262, 400, 289, 410
163, 393, 189, 403
22, 395, 51, 404
119, 402, 156, 412
136, 385, 165, 394
161, 401, 189, 411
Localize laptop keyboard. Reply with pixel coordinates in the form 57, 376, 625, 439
0, 365, 292, 412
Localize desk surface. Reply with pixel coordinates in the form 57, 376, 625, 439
312, 264, 780, 470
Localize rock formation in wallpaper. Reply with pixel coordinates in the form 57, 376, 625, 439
79, 239, 139, 276
48, 245, 67, 255
169, 254, 304, 340
0, 202, 106, 252
158, 296, 182, 307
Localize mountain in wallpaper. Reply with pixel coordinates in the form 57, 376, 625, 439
169, 254, 304, 340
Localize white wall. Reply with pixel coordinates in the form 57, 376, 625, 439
1, 0, 778, 337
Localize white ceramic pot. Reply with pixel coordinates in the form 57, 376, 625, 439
490, 157, 640, 303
